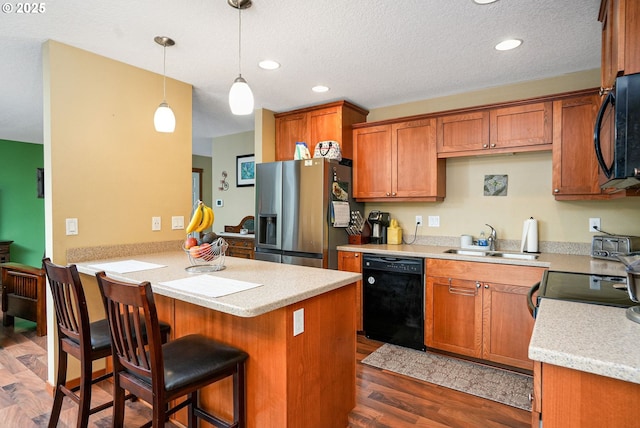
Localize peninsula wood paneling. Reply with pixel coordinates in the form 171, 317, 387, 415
163, 283, 356, 428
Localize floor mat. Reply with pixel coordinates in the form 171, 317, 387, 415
361, 343, 532, 411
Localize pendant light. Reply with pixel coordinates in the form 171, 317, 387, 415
228, 0, 254, 115
154, 36, 176, 133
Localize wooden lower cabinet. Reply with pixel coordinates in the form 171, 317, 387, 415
337, 251, 362, 331
425, 259, 544, 370
533, 362, 640, 428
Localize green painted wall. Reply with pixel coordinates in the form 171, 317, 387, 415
0, 140, 45, 266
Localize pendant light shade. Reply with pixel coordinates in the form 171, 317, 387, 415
229, 76, 254, 115
154, 36, 176, 133
228, 0, 254, 116
154, 102, 176, 133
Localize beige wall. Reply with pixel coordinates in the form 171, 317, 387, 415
255, 108, 276, 164
212, 131, 255, 231
193, 154, 213, 209
44, 41, 192, 264
363, 69, 640, 243
43, 40, 193, 382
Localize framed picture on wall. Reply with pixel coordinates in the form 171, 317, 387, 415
236, 154, 255, 187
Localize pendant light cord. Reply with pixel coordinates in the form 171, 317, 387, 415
237, 2, 242, 77
162, 44, 167, 102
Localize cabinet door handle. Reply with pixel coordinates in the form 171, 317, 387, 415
483, 144, 489, 148
554, 188, 559, 193
447, 278, 478, 296
484, 284, 489, 289
385, 192, 390, 196
391, 192, 396, 196
490, 143, 496, 148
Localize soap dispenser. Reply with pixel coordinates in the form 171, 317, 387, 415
387, 219, 402, 245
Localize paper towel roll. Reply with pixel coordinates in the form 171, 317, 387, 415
520, 217, 539, 253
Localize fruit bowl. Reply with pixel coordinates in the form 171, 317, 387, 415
182, 237, 229, 273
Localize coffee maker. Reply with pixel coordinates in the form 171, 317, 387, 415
368, 211, 390, 244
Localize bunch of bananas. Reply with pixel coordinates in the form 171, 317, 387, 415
186, 200, 215, 234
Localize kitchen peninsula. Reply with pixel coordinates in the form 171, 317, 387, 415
76, 251, 360, 428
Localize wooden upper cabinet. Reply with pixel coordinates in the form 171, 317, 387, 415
353, 118, 445, 202
436, 111, 489, 154
436, 100, 552, 158
276, 113, 306, 162
489, 102, 552, 150
274, 101, 368, 161
551, 92, 613, 200
353, 125, 392, 199
393, 119, 445, 198
599, 0, 640, 90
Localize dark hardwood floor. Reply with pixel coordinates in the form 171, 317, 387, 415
0, 313, 530, 427
0, 314, 181, 427
351, 336, 531, 427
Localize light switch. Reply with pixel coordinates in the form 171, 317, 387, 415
65, 218, 78, 235
293, 308, 304, 336
152, 216, 161, 231
172, 216, 185, 230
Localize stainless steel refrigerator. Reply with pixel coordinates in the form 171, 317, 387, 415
255, 158, 362, 269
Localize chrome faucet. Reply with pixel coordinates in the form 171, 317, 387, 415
485, 224, 497, 251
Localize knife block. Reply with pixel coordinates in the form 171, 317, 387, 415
348, 222, 371, 245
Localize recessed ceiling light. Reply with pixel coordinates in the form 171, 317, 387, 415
258, 60, 280, 70
312, 85, 330, 93
495, 39, 522, 51
473, 0, 498, 4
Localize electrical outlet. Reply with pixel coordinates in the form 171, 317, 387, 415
589, 217, 601, 233
152, 216, 161, 231
293, 308, 304, 336
416, 215, 423, 226
428, 215, 440, 227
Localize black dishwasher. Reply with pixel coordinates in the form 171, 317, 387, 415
362, 254, 425, 351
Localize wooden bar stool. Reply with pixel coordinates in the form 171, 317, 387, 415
42, 258, 170, 427
95, 271, 248, 428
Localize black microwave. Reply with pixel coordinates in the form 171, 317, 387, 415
594, 72, 640, 190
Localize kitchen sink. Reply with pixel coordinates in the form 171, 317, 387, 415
443, 249, 538, 260
443, 249, 489, 256
488, 252, 538, 260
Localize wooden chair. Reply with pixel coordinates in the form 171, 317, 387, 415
1, 262, 47, 336
42, 258, 170, 427
95, 271, 248, 428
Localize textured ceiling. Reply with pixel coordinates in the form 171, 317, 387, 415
1, 0, 601, 156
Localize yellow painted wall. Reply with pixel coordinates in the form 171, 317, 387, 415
43, 40, 192, 383
363, 69, 640, 243
44, 41, 192, 264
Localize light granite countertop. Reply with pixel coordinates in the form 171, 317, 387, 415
75, 251, 361, 318
529, 299, 640, 384
337, 243, 627, 276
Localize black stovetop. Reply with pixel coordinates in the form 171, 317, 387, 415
538, 270, 633, 308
